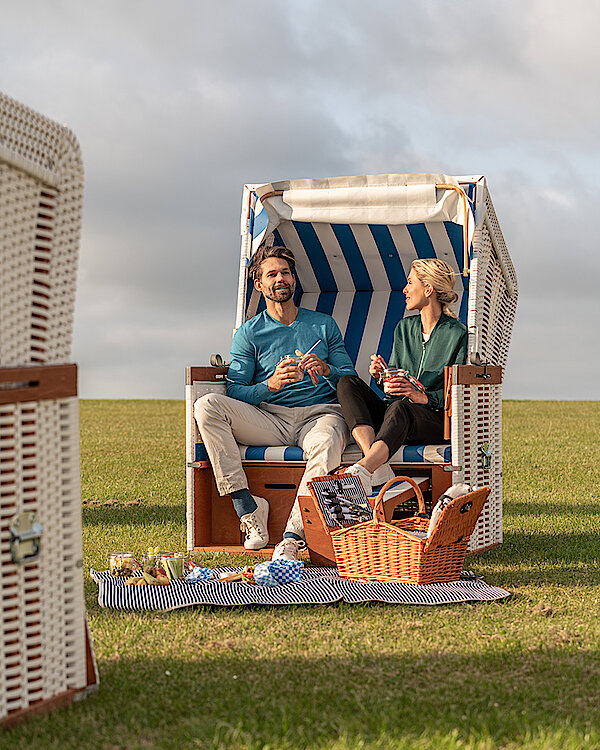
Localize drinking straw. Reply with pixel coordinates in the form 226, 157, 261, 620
303, 339, 321, 357
301, 339, 322, 385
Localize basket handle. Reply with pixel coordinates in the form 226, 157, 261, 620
372, 475, 426, 522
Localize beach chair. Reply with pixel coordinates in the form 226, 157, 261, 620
186, 173, 517, 559
0, 91, 97, 727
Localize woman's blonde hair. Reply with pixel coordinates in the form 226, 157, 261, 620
411, 258, 459, 318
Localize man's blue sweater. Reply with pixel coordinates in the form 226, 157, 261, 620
226, 308, 356, 407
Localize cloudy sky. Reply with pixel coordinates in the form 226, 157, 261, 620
2, 0, 598, 399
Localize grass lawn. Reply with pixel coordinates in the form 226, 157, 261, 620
4, 400, 600, 750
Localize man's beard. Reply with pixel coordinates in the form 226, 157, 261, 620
263, 284, 294, 303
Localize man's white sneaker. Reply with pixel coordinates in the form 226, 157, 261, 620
271, 538, 305, 561
371, 463, 395, 488
240, 495, 269, 550
344, 463, 374, 496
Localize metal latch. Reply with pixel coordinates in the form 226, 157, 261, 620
480, 442, 493, 469
476, 362, 491, 379
9, 511, 43, 564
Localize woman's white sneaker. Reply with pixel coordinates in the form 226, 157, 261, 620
371, 463, 395, 488
240, 495, 269, 550
344, 463, 374, 496
271, 538, 306, 561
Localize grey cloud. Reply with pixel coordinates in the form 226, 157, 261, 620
1, 0, 599, 397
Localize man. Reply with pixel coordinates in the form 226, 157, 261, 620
194, 244, 356, 560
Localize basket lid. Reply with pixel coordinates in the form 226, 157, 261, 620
424, 487, 490, 552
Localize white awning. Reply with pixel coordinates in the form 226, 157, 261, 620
256, 173, 471, 229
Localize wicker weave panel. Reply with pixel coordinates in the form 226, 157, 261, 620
452, 379, 503, 552
0, 91, 82, 366
457, 183, 517, 552
468, 197, 518, 370
0, 397, 86, 720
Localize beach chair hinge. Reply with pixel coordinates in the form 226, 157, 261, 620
9, 511, 43, 564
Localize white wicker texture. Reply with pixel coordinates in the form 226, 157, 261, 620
468, 193, 518, 369
452, 377, 503, 552
185, 465, 196, 553
455, 182, 517, 551
0, 91, 83, 366
0, 397, 86, 721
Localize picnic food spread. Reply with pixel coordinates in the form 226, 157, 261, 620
109, 546, 303, 587
109, 552, 140, 577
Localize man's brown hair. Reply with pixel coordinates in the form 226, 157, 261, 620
248, 245, 296, 281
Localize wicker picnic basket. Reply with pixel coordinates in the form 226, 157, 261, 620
330, 476, 490, 584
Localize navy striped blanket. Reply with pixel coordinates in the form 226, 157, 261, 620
91, 567, 509, 611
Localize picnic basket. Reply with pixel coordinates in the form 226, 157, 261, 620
329, 476, 490, 584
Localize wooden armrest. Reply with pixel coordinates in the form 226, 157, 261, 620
444, 365, 503, 439
186, 365, 229, 385
453, 364, 503, 385
0, 364, 77, 404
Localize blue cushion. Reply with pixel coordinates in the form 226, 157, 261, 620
194, 442, 450, 464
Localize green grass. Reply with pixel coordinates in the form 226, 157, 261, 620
4, 400, 600, 750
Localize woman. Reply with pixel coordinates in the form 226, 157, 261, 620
336, 258, 468, 495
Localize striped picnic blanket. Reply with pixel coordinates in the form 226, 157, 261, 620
91, 567, 509, 611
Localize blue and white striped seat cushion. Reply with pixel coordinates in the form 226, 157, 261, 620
194, 442, 451, 464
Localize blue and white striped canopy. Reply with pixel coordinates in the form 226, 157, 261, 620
239, 174, 479, 381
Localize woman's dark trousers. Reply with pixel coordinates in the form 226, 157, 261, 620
336, 374, 446, 458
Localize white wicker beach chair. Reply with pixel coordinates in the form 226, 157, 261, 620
0, 91, 97, 727
186, 174, 517, 558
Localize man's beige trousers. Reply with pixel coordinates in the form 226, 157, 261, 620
194, 393, 350, 539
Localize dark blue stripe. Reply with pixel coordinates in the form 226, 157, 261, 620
369, 225, 407, 289
402, 445, 425, 462
443, 221, 464, 272
458, 283, 468, 325
283, 446, 305, 461
273, 227, 303, 305
244, 446, 267, 460
461, 182, 477, 211
195, 443, 208, 462
344, 291, 372, 364
442, 445, 451, 461
244, 204, 262, 313
444, 221, 470, 325
316, 292, 336, 316
293, 222, 337, 292
407, 224, 436, 259
331, 224, 373, 291
245, 274, 255, 312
